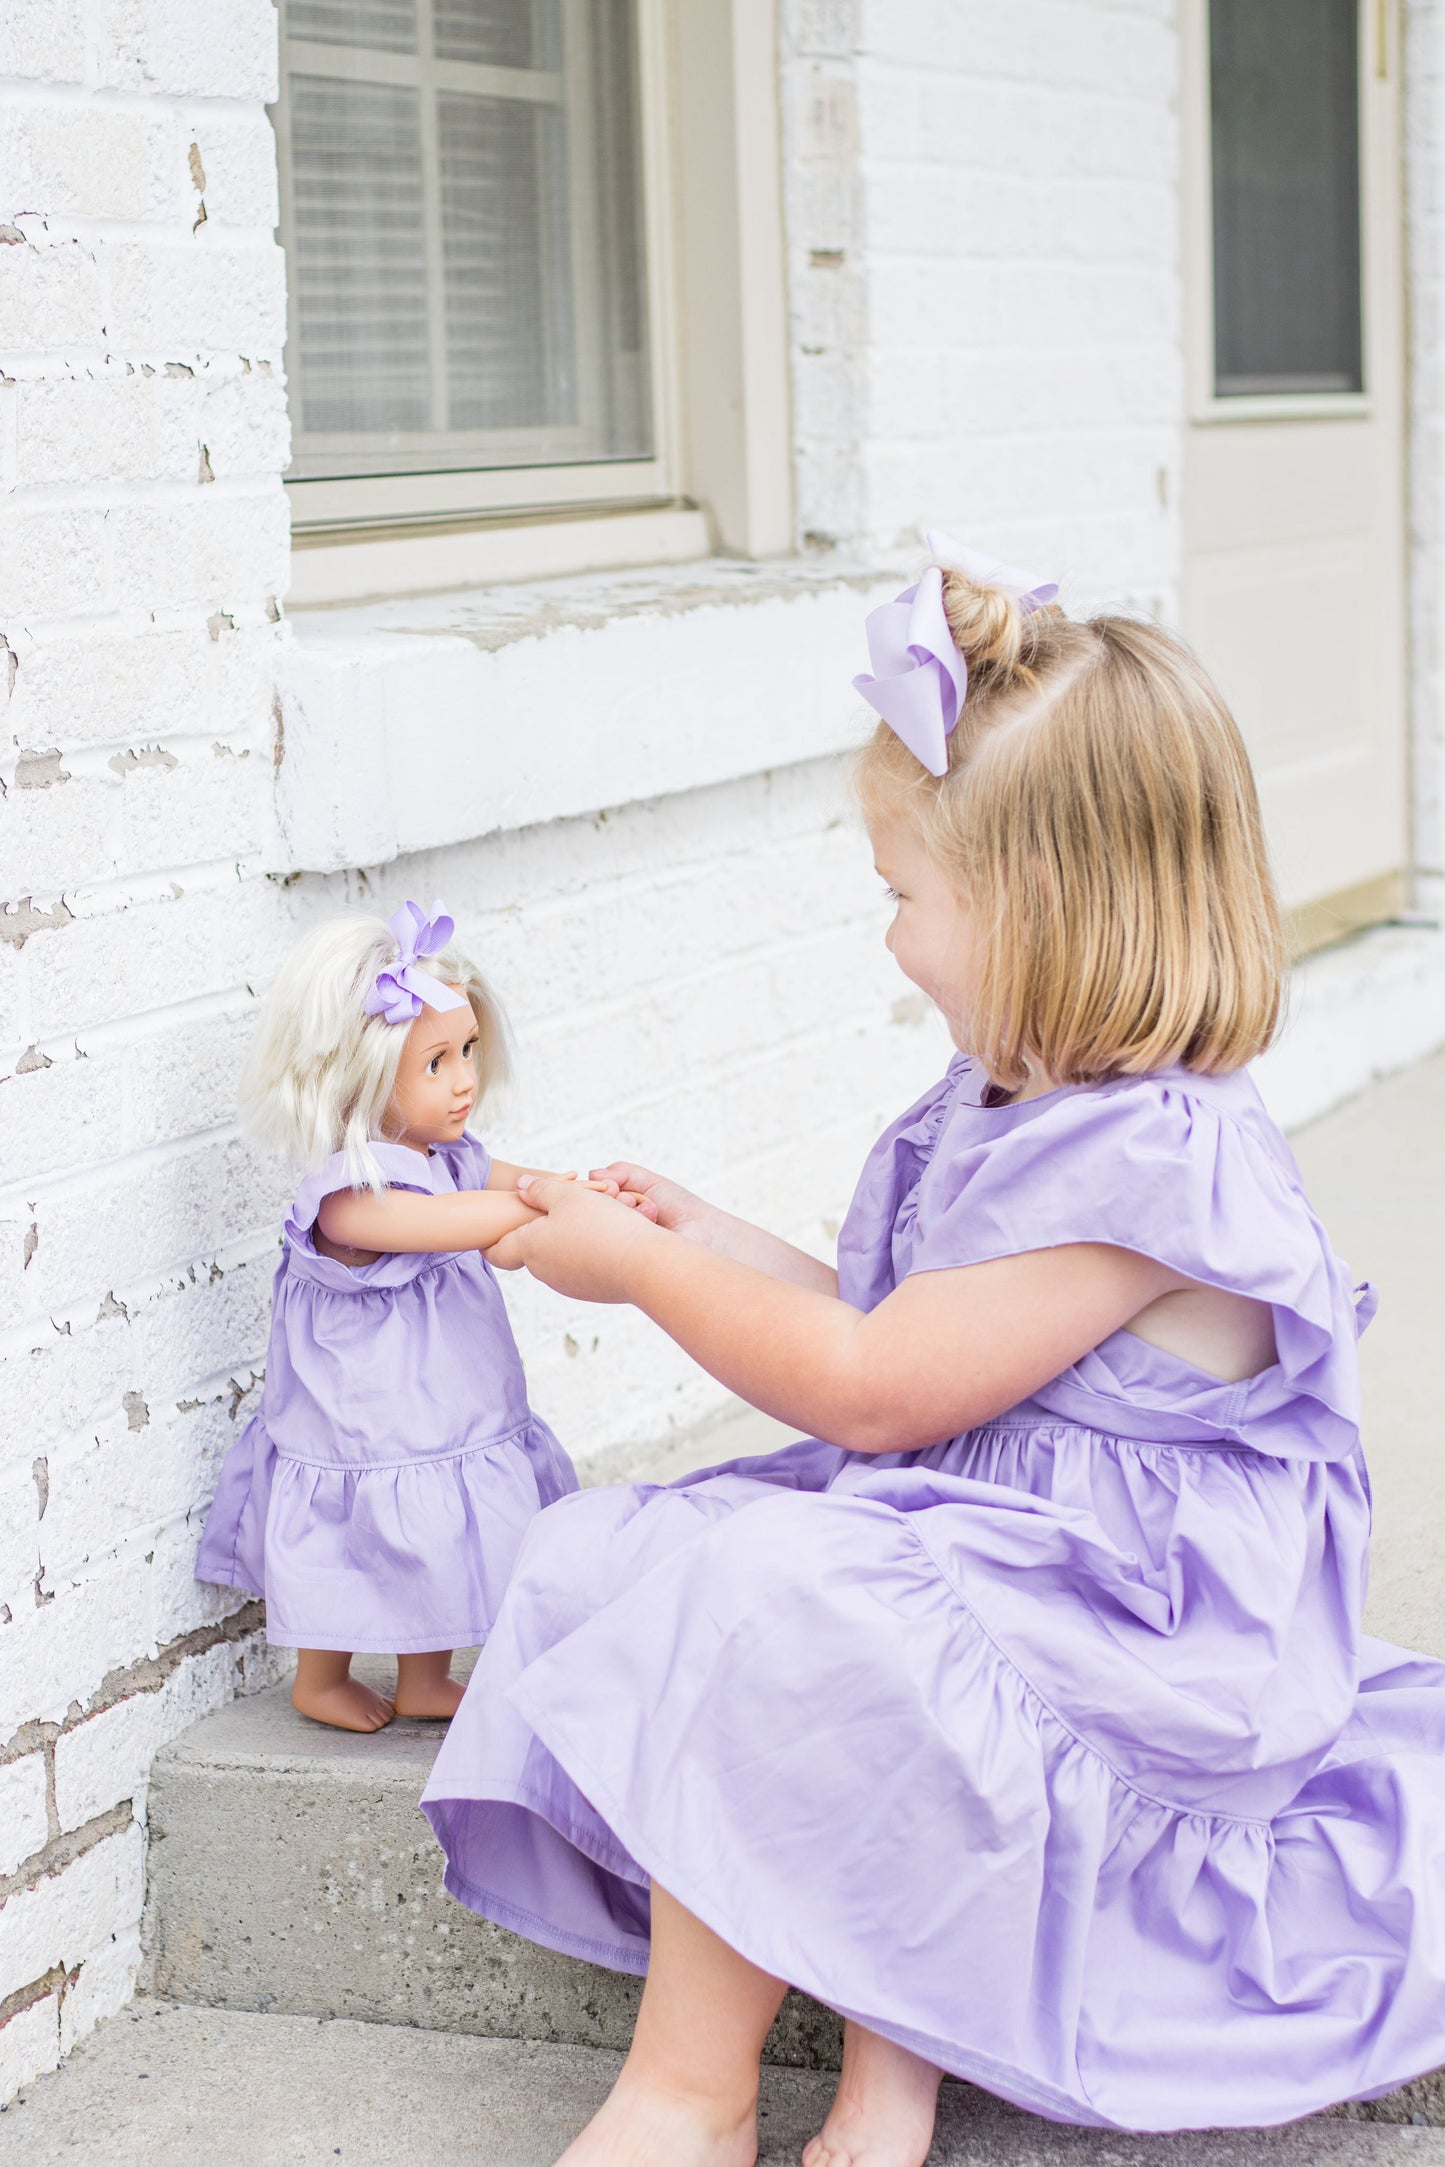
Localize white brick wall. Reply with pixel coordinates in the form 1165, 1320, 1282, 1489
780, 0, 1182, 612
0, 0, 289, 2091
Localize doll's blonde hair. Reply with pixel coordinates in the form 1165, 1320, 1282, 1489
855, 574, 1285, 1091
240, 912, 511, 1191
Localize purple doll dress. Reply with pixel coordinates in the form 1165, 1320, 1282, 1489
421, 1060, 1445, 2131
197, 1135, 576, 1651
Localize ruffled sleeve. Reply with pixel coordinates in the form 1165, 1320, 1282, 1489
286, 1143, 439, 1241
908, 1071, 1368, 1463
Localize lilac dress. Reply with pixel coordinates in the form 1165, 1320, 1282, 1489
197, 1135, 576, 1652
422, 1060, 1445, 2130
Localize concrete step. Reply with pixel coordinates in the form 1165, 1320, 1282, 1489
142, 1403, 838, 2068
140, 1645, 830, 2068
1, 1999, 1441, 2167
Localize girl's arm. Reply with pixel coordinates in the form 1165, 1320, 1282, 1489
318, 1184, 542, 1257
586, 1159, 838, 1296
511, 1178, 1180, 1451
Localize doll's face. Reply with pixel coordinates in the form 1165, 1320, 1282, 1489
870, 816, 982, 1053
387, 988, 478, 1150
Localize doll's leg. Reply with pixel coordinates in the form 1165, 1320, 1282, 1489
393, 1648, 465, 1718
291, 1648, 394, 1732
801, 2020, 942, 2167
556, 1883, 785, 2167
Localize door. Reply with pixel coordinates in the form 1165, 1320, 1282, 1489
1181, 0, 1407, 951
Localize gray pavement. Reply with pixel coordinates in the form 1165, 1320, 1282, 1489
1291, 1049, 1445, 1657
1, 2001, 1443, 2167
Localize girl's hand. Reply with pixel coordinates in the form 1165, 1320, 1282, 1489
513, 1176, 657, 1303
588, 1162, 720, 1245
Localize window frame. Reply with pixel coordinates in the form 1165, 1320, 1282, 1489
1183, 0, 1381, 429
274, 0, 683, 536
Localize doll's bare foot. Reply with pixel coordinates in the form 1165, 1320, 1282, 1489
802, 2022, 941, 2167
291, 1652, 394, 1733
394, 1649, 465, 1719
554, 2069, 758, 2166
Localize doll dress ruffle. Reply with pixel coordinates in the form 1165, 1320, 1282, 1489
420, 1064, 1445, 2131
196, 1135, 576, 1652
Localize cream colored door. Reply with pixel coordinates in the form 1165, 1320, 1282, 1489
1181, 0, 1407, 949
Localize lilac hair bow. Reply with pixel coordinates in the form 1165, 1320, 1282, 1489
852, 530, 1059, 776
363, 900, 468, 1025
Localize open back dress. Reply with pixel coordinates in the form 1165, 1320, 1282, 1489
421, 1060, 1445, 2130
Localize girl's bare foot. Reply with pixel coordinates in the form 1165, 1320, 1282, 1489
290, 1667, 394, 1732
555, 2069, 757, 2167
394, 1650, 465, 1719
802, 2021, 942, 2167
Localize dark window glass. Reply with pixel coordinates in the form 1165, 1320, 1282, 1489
1210, 0, 1362, 397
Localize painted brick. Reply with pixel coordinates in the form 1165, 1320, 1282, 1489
7, 619, 279, 756
0, 1825, 145, 2006
182, 109, 282, 230
57, 1920, 141, 2057
0, 102, 179, 226
106, 486, 290, 617
0, 504, 109, 623
96, 0, 279, 102
0, 1456, 41, 1623
0, 1241, 277, 1472
5, 1133, 271, 1336
0, 1755, 48, 1879
97, 233, 287, 355
52, 1634, 265, 1831
0, 1992, 59, 2103
0, 5, 87, 85
12, 361, 289, 491
24, 881, 289, 1042
0, 233, 105, 351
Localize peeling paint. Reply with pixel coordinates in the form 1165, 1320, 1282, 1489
1, 897, 74, 947
122, 1391, 149, 1432
15, 1045, 52, 1074
15, 750, 67, 789
107, 744, 179, 777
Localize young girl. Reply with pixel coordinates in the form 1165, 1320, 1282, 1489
197, 900, 601, 1733
422, 549, 1445, 2158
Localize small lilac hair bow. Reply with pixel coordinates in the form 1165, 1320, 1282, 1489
363, 900, 468, 1026
852, 530, 1059, 776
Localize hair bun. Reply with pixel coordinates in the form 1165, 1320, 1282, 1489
938, 568, 1030, 675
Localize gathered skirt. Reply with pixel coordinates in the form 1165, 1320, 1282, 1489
197, 1411, 577, 1652
421, 1427, 1445, 2132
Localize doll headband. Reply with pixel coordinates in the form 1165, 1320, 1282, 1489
852, 530, 1058, 776
363, 899, 468, 1025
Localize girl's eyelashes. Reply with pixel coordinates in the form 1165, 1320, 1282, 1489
882, 885, 902, 903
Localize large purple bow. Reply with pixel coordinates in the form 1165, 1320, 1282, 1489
852, 530, 1059, 776
363, 899, 468, 1026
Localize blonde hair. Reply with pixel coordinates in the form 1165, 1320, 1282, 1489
855, 572, 1285, 1091
240, 912, 511, 1191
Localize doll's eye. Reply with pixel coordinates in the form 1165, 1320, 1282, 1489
462, 1038, 477, 1062
428, 1054, 442, 1075
883, 885, 901, 903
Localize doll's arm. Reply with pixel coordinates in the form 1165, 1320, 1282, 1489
317, 1184, 542, 1257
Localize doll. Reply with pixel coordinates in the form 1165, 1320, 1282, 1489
197, 899, 602, 1732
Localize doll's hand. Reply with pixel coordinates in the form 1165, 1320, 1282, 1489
513, 1176, 656, 1303
587, 1163, 718, 1242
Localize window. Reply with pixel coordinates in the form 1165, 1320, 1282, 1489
274, 0, 664, 527
1209, 0, 1363, 398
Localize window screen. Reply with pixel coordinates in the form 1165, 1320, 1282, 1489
276, 0, 653, 481
1210, 0, 1363, 398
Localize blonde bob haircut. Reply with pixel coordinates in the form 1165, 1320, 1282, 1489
239, 912, 511, 1191
855, 575, 1285, 1092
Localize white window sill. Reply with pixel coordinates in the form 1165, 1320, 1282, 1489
287, 503, 713, 609
271, 552, 900, 873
